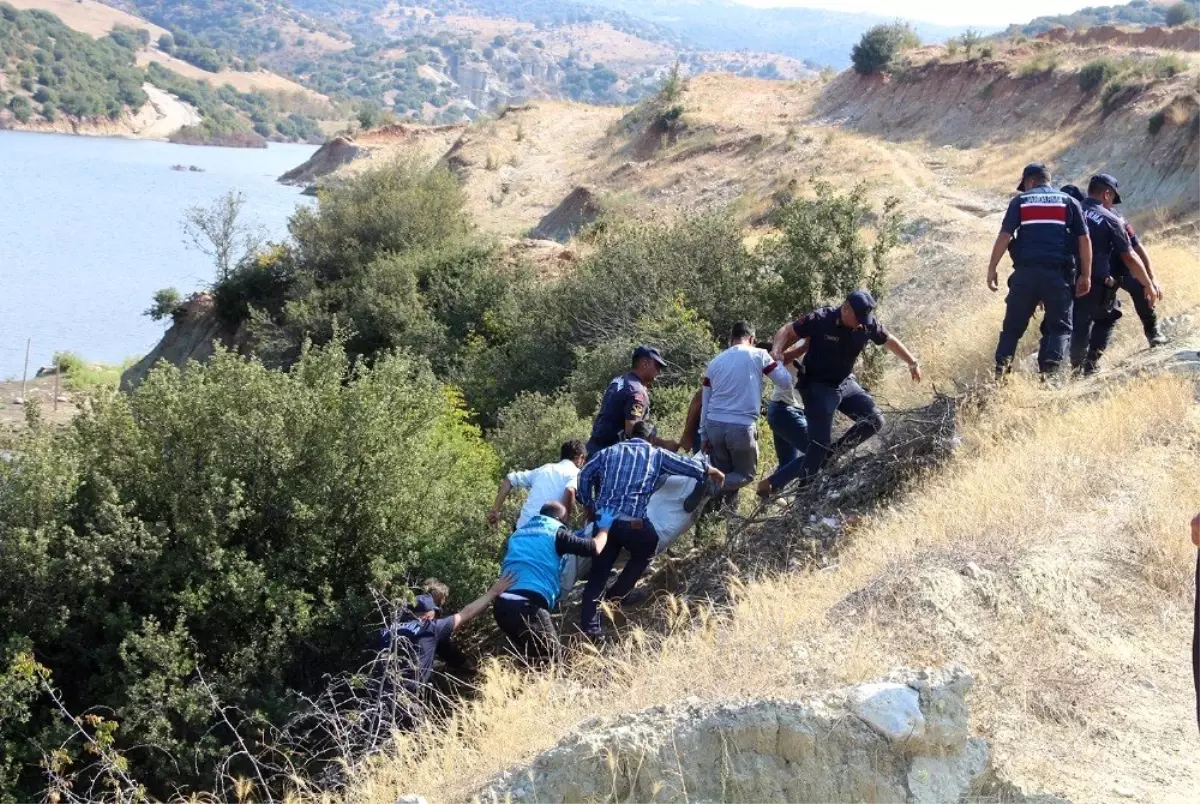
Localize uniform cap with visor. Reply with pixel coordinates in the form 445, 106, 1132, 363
846, 289, 878, 329
1017, 162, 1050, 191
632, 345, 667, 368
1090, 173, 1123, 205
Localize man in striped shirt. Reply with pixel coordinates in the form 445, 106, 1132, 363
576, 421, 724, 636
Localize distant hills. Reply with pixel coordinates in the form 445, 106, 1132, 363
585, 0, 978, 68
1006, 0, 1200, 37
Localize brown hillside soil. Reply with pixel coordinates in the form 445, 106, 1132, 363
272, 50, 1200, 803
1040, 23, 1200, 51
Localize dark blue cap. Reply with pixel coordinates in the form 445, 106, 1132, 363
632, 345, 667, 367
846, 290, 878, 328
1018, 162, 1049, 191
1090, 173, 1122, 204
1059, 184, 1085, 203
411, 594, 441, 616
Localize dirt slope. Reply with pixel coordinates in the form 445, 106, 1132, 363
302, 35, 1200, 804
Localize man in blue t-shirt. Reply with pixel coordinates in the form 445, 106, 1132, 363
987, 162, 1091, 377
587, 345, 678, 456
493, 502, 612, 660
756, 290, 921, 496
1071, 174, 1156, 375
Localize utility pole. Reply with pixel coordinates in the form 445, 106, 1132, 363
20, 338, 30, 403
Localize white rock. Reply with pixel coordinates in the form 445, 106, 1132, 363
848, 682, 925, 744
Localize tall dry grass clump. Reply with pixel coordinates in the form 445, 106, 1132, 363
346, 372, 1200, 803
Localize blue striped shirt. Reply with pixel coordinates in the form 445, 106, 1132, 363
577, 438, 708, 520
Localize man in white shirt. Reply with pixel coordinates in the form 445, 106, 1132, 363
488, 440, 586, 529
700, 322, 795, 501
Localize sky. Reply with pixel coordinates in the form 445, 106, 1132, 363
732, 0, 1100, 27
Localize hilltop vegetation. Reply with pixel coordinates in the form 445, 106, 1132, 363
1006, 0, 1200, 36
0, 4, 147, 122
0, 3, 326, 141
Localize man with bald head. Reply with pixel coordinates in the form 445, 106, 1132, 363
492, 502, 612, 660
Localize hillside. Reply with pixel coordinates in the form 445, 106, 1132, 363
1007, 0, 1200, 37
0, 1, 339, 142
269, 32, 1200, 804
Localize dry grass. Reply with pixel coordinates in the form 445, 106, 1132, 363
345, 371, 1200, 803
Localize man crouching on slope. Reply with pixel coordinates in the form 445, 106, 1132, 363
756, 290, 920, 497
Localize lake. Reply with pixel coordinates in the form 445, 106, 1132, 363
0, 131, 317, 380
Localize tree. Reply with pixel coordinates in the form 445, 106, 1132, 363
182, 191, 263, 282
144, 287, 182, 321
757, 180, 902, 325
1166, 2, 1196, 26
8, 95, 31, 123
851, 22, 920, 75
157, 32, 174, 52
959, 28, 983, 57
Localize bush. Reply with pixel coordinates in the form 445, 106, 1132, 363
1079, 58, 1117, 92
1166, 2, 1196, 26
0, 343, 501, 798
757, 180, 902, 325
490, 392, 589, 472
143, 287, 182, 321
851, 22, 920, 75
1148, 109, 1166, 135
1152, 54, 1186, 79
7, 95, 31, 123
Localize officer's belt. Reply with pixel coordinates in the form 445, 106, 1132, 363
614, 515, 646, 529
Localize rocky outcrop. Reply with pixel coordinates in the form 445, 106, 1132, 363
476, 666, 1065, 804
529, 187, 601, 243
120, 294, 237, 392
278, 136, 361, 186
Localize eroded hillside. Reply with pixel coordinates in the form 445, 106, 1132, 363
286, 34, 1200, 804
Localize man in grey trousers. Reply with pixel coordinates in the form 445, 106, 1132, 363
699, 321, 795, 505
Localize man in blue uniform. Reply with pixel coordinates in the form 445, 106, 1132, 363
1071, 174, 1156, 375
381, 575, 514, 693
755, 290, 921, 496
586, 345, 677, 456
1102, 189, 1166, 347
988, 163, 1091, 377
493, 502, 612, 660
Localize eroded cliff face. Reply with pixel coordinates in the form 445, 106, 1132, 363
475, 666, 1066, 804
120, 293, 243, 392
815, 53, 1199, 220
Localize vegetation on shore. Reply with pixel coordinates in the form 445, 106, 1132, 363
0, 4, 325, 143
0, 153, 903, 800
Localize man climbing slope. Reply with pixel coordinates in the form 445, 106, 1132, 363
757, 290, 920, 497
587, 346, 677, 456
576, 421, 724, 636
699, 321, 795, 503
1071, 174, 1156, 375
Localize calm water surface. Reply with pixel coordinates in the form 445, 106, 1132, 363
0, 131, 316, 379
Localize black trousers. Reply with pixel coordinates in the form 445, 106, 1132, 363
1194, 551, 1199, 734
494, 594, 559, 662
580, 519, 659, 635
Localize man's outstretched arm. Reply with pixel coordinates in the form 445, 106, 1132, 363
884, 335, 921, 382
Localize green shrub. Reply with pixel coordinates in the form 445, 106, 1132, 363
0, 343, 501, 798
757, 180, 902, 325
1079, 58, 1117, 92
7, 95, 31, 123
1015, 54, 1059, 77
144, 287, 183, 321
490, 392, 589, 472
1152, 54, 1186, 79
1149, 109, 1166, 135
1102, 80, 1129, 107
1166, 2, 1196, 26
851, 22, 920, 75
